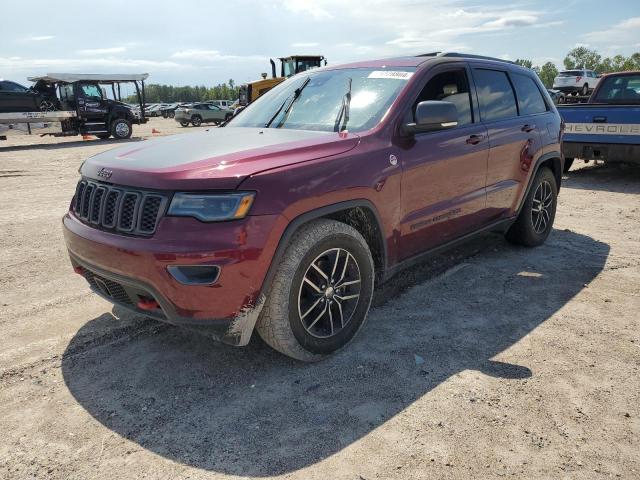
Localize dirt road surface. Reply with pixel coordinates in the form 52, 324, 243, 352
1, 118, 639, 479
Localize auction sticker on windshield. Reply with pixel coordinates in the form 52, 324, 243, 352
368, 71, 414, 80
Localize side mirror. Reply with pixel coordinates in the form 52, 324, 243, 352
403, 100, 458, 135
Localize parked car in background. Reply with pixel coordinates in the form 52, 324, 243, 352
559, 70, 640, 171
207, 99, 235, 110
160, 103, 180, 118
144, 104, 164, 117
0, 79, 59, 112
63, 53, 563, 361
547, 89, 566, 105
174, 102, 232, 126
553, 69, 600, 96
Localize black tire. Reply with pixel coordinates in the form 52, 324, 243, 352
581, 84, 589, 96
563, 158, 574, 173
180, 120, 190, 127
191, 115, 202, 127
169, 111, 175, 118
96, 133, 111, 140
111, 118, 132, 139
256, 219, 375, 362
505, 167, 557, 247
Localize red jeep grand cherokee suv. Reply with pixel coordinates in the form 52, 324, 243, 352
63, 53, 564, 361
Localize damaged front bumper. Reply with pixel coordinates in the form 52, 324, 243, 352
70, 254, 265, 346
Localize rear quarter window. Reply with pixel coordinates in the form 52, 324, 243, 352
473, 69, 518, 122
511, 73, 547, 115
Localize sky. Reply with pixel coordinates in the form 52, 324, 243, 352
1, 0, 639, 87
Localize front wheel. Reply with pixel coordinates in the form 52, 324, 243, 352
256, 219, 375, 362
179, 120, 190, 127
505, 167, 557, 247
111, 118, 132, 139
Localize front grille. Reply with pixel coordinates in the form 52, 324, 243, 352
72, 179, 167, 236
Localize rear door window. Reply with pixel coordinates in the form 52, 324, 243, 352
473, 69, 518, 122
511, 73, 547, 116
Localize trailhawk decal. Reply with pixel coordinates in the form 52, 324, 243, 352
565, 123, 640, 135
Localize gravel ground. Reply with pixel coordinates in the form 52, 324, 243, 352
1, 118, 639, 479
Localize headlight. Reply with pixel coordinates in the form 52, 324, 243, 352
168, 192, 255, 222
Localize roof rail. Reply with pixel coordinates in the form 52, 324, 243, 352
416, 52, 516, 65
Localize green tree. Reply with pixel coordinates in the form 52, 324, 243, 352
564, 47, 602, 71
515, 58, 533, 69
537, 62, 558, 88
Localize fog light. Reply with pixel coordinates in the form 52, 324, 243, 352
167, 265, 220, 285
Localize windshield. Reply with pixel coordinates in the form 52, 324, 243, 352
228, 67, 415, 133
593, 75, 640, 104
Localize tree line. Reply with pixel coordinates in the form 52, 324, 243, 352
516, 47, 640, 89
125, 79, 239, 104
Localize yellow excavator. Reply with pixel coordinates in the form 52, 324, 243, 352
238, 55, 326, 107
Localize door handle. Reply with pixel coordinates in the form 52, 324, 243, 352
466, 134, 485, 145
521, 124, 536, 133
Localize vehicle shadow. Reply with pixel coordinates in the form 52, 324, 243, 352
61, 229, 609, 476
563, 162, 640, 194
0, 136, 145, 152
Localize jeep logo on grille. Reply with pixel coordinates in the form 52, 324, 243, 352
97, 167, 113, 179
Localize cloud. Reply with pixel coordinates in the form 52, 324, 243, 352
77, 47, 127, 55
583, 17, 640, 45
291, 42, 319, 48
28, 35, 54, 41
482, 15, 538, 28
282, 0, 332, 18
0, 56, 185, 71
170, 49, 264, 62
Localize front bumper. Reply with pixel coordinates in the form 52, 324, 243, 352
63, 211, 287, 345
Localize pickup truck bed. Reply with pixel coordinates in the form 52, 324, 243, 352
558, 71, 640, 167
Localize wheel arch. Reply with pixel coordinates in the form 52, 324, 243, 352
516, 151, 562, 216
260, 200, 388, 298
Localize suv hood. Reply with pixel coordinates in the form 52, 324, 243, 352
81, 127, 360, 190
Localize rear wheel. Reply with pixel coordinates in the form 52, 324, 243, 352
111, 118, 132, 139
169, 111, 175, 118
256, 219, 374, 362
179, 120, 190, 127
505, 167, 557, 247
38, 98, 58, 112
191, 115, 202, 127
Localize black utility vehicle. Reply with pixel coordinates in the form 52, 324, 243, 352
0, 73, 148, 140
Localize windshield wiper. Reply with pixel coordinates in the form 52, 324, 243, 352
334, 77, 352, 132
264, 77, 310, 128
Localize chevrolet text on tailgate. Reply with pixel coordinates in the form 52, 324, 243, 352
63, 53, 564, 361
559, 71, 640, 171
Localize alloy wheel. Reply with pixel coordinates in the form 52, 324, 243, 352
39, 100, 56, 112
114, 121, 130, 138
297, 248, 361, 339
531, 180, 553, 234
